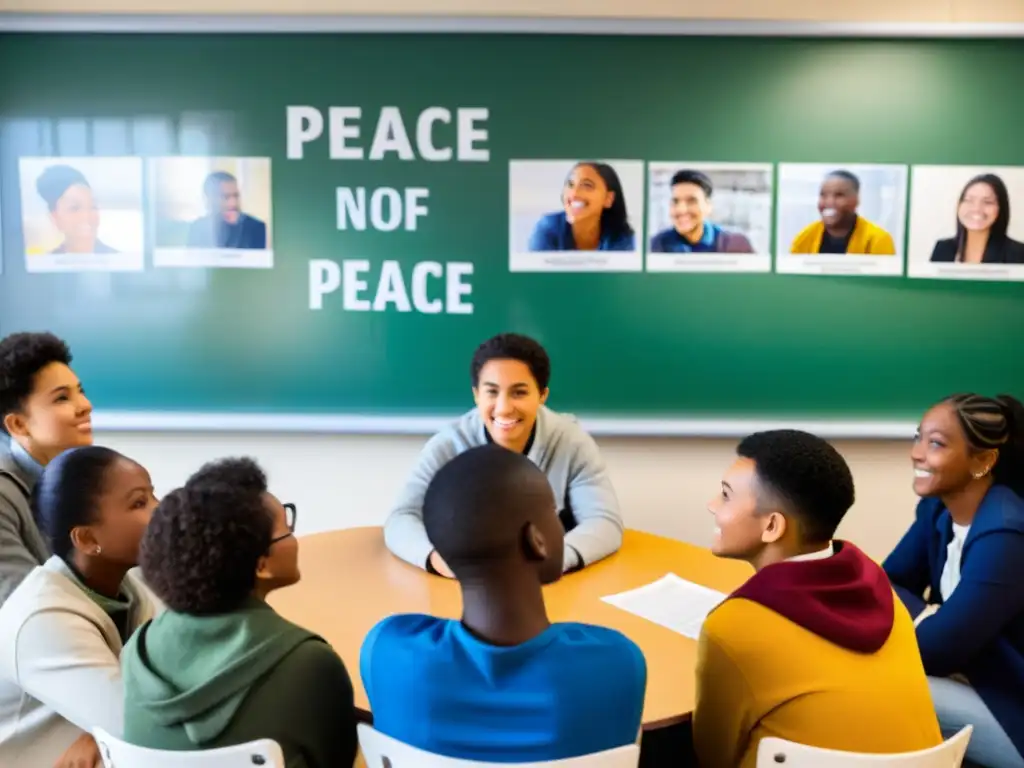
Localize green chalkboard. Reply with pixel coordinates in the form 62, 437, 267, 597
0, 32, 1022, 428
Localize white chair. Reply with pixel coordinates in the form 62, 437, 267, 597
93, 727, 285, 767
755, 726, 973, 767
357, 723, 640, 767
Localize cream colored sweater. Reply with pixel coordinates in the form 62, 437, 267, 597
0, 556, 158, 767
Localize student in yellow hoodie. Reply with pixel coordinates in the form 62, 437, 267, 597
693, 429, 941, 768
789, 170, 896, 255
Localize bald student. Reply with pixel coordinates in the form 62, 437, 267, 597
362, 444, 646, 762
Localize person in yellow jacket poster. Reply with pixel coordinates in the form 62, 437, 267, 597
790, 170, 896, 255
776, 163, 908, 276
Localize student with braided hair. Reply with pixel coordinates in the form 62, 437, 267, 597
884, 393, 1024, 768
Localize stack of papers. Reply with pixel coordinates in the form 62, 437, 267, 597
601, 574, 727, 640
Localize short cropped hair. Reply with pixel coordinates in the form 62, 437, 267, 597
140, 457, 273, 616
203, 170, 237, 199
826, 169, 860, 192
423, 444, 555, 571
0, 332, 74, 435
737, 429, 855, 544
470, 333, 551, 392
670, 169, 713, 198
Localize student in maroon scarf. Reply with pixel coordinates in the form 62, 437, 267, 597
692, 429, 941, 768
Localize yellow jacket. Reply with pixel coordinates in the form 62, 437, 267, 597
790, 217, 896, 255
693, 542, 941, 768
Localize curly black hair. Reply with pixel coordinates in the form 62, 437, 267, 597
0, 332, 73, 435
140, 457, 273, 616
470, 333, 551, 392
737, 429, 855, 545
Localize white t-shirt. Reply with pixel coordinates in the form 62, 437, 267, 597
939, 523, 971, 602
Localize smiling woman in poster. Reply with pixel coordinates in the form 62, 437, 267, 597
527, 162, 635, 251
35, 164, 118, 255
930, 174, 1024, 264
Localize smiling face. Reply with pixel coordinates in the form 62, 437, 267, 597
50, 183, 100, 253
958, 181, 999, 233
562, 164, 614, 226
213, 180, 242, 225
708, 457, 786, 562
911, 402, 997, 498
818, 176, 859, 229
3, 362, 93, 464
473, 359, 549, 452
671, 182, 711, 239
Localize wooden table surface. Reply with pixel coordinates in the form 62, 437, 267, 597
268, 526, 750, 730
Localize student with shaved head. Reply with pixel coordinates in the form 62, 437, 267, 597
362, 444, 646, 762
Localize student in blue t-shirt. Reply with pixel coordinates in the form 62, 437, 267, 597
361, 444, 646, 763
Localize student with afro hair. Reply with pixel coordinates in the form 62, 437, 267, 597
121, 457, 357, 768
0, 332, 93, 605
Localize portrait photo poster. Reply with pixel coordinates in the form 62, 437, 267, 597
908, 165, 1024, 282
775, 163, 908, 278
646, 161, 773, 273
508, 159, 645, 273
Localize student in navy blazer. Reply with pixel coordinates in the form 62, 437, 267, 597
883, 393, 1024, 768
527, 162, 635, 252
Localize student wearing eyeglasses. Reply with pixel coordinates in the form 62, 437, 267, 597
120, 458, 357, 768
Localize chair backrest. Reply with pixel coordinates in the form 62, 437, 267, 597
755, 727, 973, 767
357, 724, 640, 767
93, 728, 286, 768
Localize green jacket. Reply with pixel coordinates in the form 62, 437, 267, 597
121, 597, 357, 768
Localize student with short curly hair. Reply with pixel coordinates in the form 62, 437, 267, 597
0, 331, 93, 605
693, 430, 941, 767
385, 332, 623, 577
122, 457, 357, 768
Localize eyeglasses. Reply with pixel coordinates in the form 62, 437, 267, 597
270, 503, 297, 545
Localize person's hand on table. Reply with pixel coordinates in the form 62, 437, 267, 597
54, 732, 102, 768
429, 550, 455, 578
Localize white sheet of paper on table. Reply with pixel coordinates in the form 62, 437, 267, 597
600, 573, 728, 639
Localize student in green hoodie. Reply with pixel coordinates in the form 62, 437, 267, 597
121, 457, 358, 767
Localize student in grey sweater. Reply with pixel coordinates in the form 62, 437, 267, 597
0, 332, 93, 605
385, 333, 624, 576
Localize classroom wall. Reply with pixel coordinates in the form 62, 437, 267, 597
4, 0, 939, 559
97, 430, 918, 560
1, 0, 1022, 23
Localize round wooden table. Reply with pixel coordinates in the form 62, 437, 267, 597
268, 527, 750, 729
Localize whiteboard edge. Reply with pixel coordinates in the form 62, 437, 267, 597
0, 15, 1023, 37
91, 411, 916, 439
